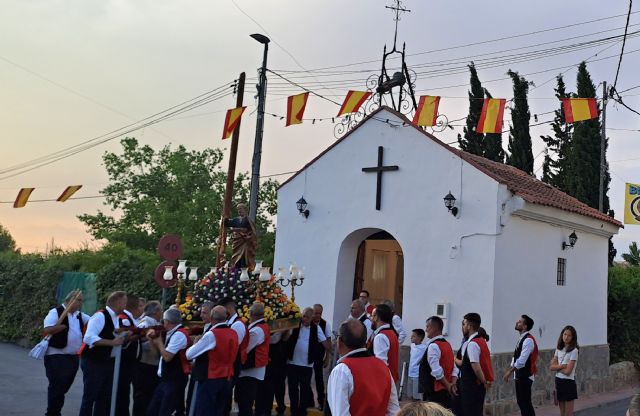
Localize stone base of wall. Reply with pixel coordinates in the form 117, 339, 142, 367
485, 344, 638, 416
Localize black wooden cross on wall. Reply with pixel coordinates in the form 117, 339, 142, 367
362, 146, 399, 210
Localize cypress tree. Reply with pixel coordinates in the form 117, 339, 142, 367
506, 70, 534, 174
540, 74, 572, 191
564, 62, 610, 212
458, 63, 486, 156
483, 89, 505, 162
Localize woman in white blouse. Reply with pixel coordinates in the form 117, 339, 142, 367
550, 326, 579, 416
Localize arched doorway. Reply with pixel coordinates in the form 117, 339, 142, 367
353, 231, 404, 315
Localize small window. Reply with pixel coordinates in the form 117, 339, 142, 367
557, 258, 567, 286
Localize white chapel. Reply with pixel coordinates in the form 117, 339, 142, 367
273, 106, 621, 355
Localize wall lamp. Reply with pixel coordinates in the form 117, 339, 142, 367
562, 231, 578, 250
443, 191, 458, 216
296, 196, 310, 218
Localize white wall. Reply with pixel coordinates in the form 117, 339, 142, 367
492, 202, 612, 353
274, 109, 503, 345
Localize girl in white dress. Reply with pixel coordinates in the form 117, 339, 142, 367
550, 326, 579, 416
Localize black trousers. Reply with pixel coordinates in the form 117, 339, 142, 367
287, 364, 313, 416
255, 361, 286, 416
116, 357, 135, 416
424, 389, 451, 409
44, 354, 79, 416
146, 376, 187, 416
132, 362, 159, 416
195, 378, 231, 416
237, 376, 260, 416
460, 381, 485, 416
515, 378, 535, 416
312, 356, 325, 407
79, 357, 115, 416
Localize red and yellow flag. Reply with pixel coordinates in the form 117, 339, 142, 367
413, 96, 441, 127
561, 98, 598, 123
222, 106, 247, 140
13, 188, 34, 208
337, 91, 372, 116
57, 185, 82, 202
477, 98, 506, 134
286, 92, 310, 126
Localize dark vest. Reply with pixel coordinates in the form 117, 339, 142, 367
513, 333, 538, 379
49, 306, 84, 349
313, 319, 327, 360
460, 335, 479, 384
160, 326, 189, 381
82, 310, 114, 361
286, 323, 319, 365
118, 311, 139, 362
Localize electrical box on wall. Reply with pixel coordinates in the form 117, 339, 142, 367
435, 302, 450, 335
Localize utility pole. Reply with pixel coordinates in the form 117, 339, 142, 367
217, 72, 245, 266
249, 34, 270, 222
598, 81, 607, 213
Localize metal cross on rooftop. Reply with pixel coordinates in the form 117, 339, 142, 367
385, 0, 411, 50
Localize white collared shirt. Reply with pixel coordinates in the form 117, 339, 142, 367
227, 313, 246, 344
288, 324, 327, 367
408, 342, 427, 378
157, 325, 188, 377
392, 315, 407, 344
327, 348, 400, 416
348, 313, 373, 341
372, 324, 392, 365
511, 331, 535, 380
185, 322, 228, 361
43, 304, 90, 355
83, 306, 121, 357
240, 319, 267, 380
461, 332, 480, 363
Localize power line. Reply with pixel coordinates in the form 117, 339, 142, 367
613, 0, 634, 90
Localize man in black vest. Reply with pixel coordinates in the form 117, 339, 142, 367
348, 299, 372, 341
311, 304, 332, 411
80, 291, 128, 416
116, 293, 144, 416
133, 300, 163, 416
285, 307, 331, 416
42, 290, 90, 416
503, 314, 538, 416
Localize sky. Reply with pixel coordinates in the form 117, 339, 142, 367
0, 0, 638, 256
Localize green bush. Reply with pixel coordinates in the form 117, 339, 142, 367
608, 265, 640, 364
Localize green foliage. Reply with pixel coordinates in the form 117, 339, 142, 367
0, 224, 16, 253
608, 266, 640, 364
541, 75, 573, 189
622, 242, 640, 266
78, 137, 279, 263
506, 70, 534, 174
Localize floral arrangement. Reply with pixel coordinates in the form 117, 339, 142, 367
180, 267, 301, 325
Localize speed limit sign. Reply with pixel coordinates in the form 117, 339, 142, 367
157, 234, 183, 261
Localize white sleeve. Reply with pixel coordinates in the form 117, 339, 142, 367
232, 322, 246, 344
427, 343, 444, 380
467, 342, 481, 363
317, 326, 327, 343
246, 327, 265, 353
570, 349, 579, 362
364, 320, 373, 341
513, 338, 534, 369
386, 371, 401, 416
43, 308, 58, 328
186, 331, 216, 360
327, 363, 354, 416
392, 315, 406, 344
166, 331, 187, 355
83, 312, 106, 347
324, 322, 332, 339
373, 333, 391, 364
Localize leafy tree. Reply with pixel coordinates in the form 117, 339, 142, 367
622, 242, 640, 266
79, 137, 279, 264
506, 70, 534, 174
540, 74, 573, 189
0, 224, 16, 253
564, 62, 609, 212
458, 63, 486, 156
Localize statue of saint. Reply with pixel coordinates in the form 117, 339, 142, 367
223, 203, 257, 270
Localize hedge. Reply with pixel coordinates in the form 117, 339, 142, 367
608, 265, 640, 365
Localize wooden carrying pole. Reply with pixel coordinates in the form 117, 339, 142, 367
217, 72, 246, 266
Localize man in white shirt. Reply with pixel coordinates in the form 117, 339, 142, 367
79, 291, 127, 416
133, 300, 163, 416
311, 303, 332, 411
186, 301, 215, 414
237, 303, 270, 416
116, 293, 145, 416
286, 307, 331, 416
222, 297, 247, 415
381, 300, 407, 344
42, 290, 90, 416
327, 319, 399, 416
348, 299, 373, 341
502, 314, 538, 416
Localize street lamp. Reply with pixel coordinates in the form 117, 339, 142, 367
279, 263, 305, 303
171, 259, 198, 306
248, 33, 271, 222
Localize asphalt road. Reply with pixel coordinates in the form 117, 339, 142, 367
1, 342, 83, 416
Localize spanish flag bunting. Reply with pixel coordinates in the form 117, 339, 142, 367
57, 185, 83, 202
477, 98, 506, 134
337, 91, 372, 116
413, 96, 441, 127
13, 188, 34, 208
286, 92, 310, 126
221, 106, 247, 140
561, 98, 598, 123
